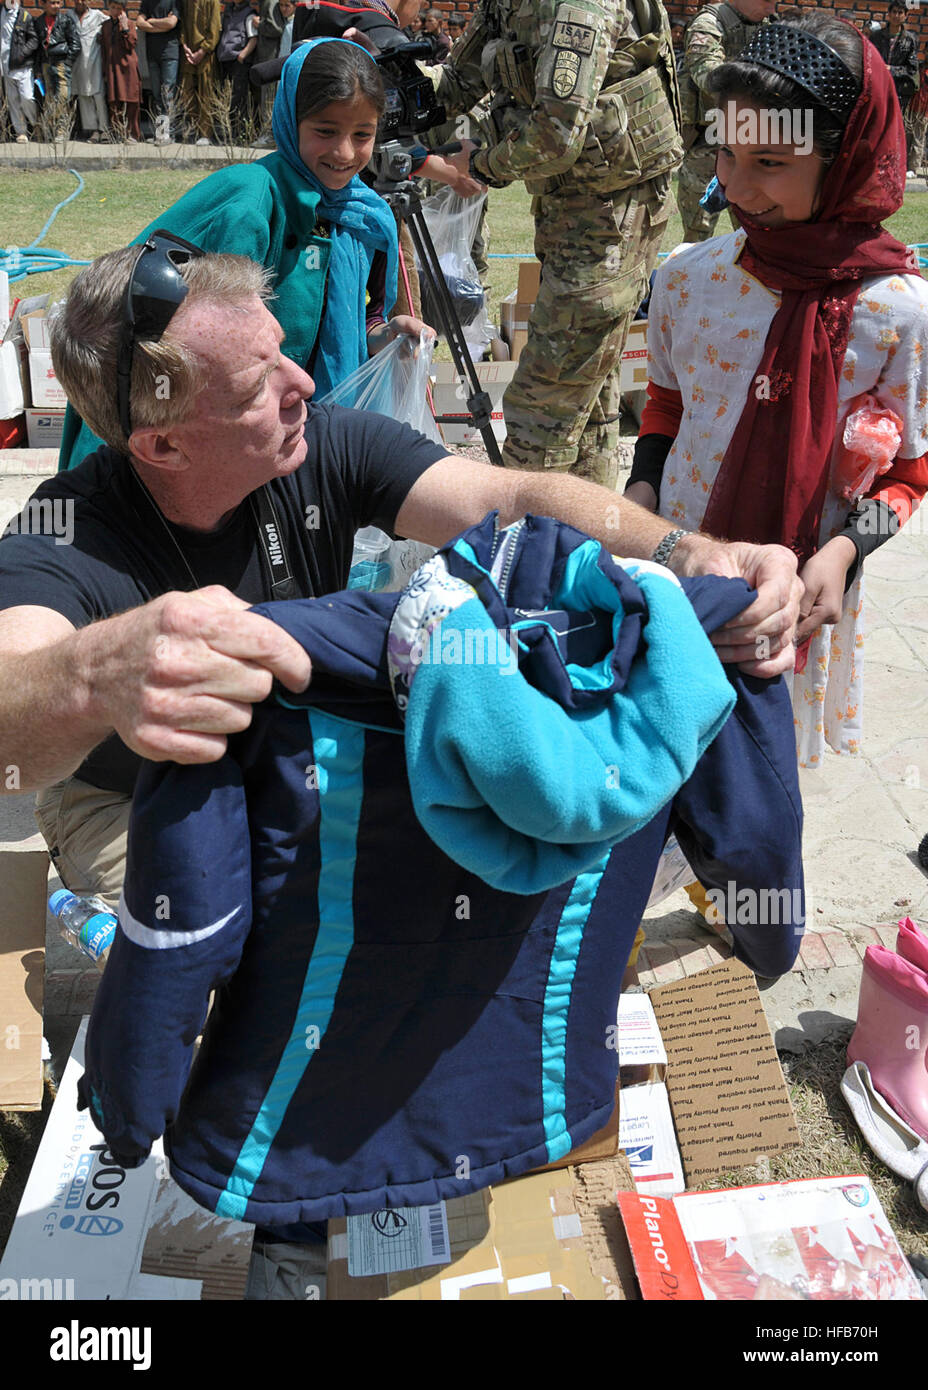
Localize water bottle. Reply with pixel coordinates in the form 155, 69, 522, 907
49, 890, 116, 970
348, 527, 393, 592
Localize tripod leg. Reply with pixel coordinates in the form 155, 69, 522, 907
403, 206, 505, 467
394, 219, 422, 320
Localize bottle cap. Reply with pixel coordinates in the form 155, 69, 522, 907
48, 889, 77, 916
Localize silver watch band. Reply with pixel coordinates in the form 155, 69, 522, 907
650, 528, 690, 568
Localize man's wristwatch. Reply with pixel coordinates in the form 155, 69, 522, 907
650, 528, 691, 568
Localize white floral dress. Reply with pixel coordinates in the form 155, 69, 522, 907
649, 231, 928, 767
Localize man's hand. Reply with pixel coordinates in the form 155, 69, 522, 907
670, 535, 803, 677
419, 151, 485, 197
83, 587, 312, 765
342, 26, 380, 55
445, 136, 477, 180
796, 536, 857, 644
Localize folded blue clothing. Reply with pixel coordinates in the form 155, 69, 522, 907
389, 514, 736, 893
78, 514, 803, 1225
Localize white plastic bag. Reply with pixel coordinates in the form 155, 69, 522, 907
319, 333, 439, 590
417, 186, 494, 361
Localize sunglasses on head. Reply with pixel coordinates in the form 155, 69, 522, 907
116, 229, 205, 442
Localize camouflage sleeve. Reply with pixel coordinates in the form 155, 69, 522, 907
481, 0, 617, 184
432, 7, 492, 118
684, 14, 727, 100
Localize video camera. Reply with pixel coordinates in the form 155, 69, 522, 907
251, 2, 446, 144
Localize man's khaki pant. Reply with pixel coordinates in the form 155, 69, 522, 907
34, 778, 132, 913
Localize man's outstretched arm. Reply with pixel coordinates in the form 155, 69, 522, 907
394, 455, 802, 677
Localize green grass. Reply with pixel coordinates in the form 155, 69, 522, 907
4, 162, 926, 320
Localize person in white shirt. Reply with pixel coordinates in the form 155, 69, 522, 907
72, 0, 108, 141
1, 0, 38, 141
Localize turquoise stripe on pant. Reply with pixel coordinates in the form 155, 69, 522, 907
541, 858, 608, 1163
216, 711, 364, 1221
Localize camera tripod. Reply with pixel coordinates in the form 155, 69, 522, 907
373, 142, 505, 468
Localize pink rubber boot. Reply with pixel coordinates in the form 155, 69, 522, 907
847, 945, 928, 1141
896, 917, 928, 975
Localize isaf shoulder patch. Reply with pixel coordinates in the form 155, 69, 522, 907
552, 20, 595, 55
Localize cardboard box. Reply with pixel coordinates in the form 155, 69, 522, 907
517, 260, 541, 302
327, 1168, 607, 1301
532, 1083, 620, 1174
0, 1019, 255, 1298
25, 407, 66, 450
1, 292, 49, 348
499, 291, 533, 362
649, 958, 800, 1186
28, 348, 67, 410
0, 339, 27, 419
617, 991, 667, 1086
431, 360, 517, 445
21, 309, 53, 353
571, 1152, 639, 1299
617, 1080, 685, 1197
619, 319, 649, 395
0, 850, 48, 1110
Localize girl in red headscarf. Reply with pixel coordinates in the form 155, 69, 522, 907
626, 12, 928, 768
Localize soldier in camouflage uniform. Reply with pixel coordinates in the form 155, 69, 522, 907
436, 0, 683, 486
676, 0, 775, 242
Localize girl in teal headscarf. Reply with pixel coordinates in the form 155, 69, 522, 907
58, 36, 431, 470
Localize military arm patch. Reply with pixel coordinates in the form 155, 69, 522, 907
546, 7, 599, 100
552, 20, 595, 55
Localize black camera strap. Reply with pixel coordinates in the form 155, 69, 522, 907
128, 465, 304, 603
249, 484, 302, 602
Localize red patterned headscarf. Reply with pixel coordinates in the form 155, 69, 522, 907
701, 26, 920, 574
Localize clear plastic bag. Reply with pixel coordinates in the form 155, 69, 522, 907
834, 393, 903, 501
417, 186, 494, 361
319, 333, 440, 591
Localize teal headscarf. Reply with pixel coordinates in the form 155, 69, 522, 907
272, 37, 399, 396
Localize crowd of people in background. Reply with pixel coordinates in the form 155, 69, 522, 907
0, 1, 925, 165
0, 0, 375, 143
0, 2, 469, 144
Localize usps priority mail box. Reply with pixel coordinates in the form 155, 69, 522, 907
0, 1019, 253, 1300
